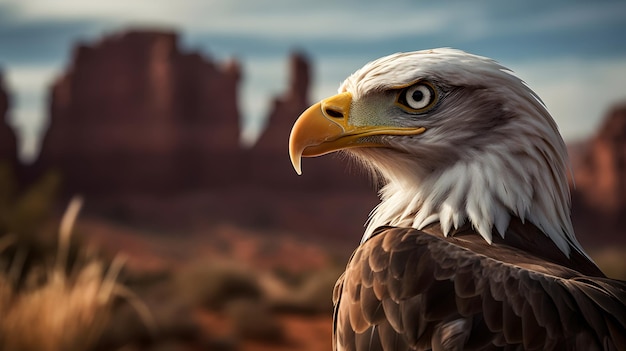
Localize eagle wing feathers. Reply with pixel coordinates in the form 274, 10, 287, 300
333, 226, 626, 351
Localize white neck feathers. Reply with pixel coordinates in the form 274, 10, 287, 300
361, 139, 583, 257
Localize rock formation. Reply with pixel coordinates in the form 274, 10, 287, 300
570, 103, 626, 247
0, 71, 18, 168
572, 104, 626, 212
36, 30, 242, 196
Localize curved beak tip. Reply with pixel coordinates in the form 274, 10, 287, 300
291, 155, 303, 175
289, 141, 304, 175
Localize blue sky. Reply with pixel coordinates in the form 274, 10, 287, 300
0, 0, 625, 161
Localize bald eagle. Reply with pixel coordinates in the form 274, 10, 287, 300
288, 49, 626, 350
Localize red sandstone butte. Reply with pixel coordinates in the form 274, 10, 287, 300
0, 71, 18, 168
36, 30, 242, 196
570, 103, 626, 246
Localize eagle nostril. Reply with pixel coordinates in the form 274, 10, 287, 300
324, 107, 344, 119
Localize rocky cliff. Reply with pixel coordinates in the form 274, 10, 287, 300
0, 71, 18, 168
570, 103, 626, 247
36, 30, 242, 196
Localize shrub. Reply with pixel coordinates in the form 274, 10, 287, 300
270, 266, 343, 315
175, 260, 262, 310
0, 197, 152, 351
227, 298, 284, 343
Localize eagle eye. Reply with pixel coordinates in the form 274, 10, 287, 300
396, 81, 437, 113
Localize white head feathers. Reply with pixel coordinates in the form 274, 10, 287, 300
339, 48, 585, 257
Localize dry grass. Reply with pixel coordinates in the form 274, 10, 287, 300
0, 197, 152, 351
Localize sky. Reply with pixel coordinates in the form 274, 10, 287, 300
0, 0, 625, 161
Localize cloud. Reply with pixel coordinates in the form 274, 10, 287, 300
510, 1, 626, 34
5, 0, 625, 46
3, 0, 447, 41
451, 1, 626, 41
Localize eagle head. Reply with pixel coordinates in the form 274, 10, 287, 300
289, 48, 585, 257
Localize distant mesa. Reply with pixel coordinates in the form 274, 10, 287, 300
36, 30, 242, 195
570, 103, 626, 246
0, 71, 18, 169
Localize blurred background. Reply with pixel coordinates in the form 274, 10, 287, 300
0, 0, 625, 350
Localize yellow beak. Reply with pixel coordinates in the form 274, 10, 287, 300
289, 92, 426, 175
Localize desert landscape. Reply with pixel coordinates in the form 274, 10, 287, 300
1, 30, 625, 350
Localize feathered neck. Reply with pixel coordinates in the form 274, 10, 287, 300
358, 139, 585, 259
